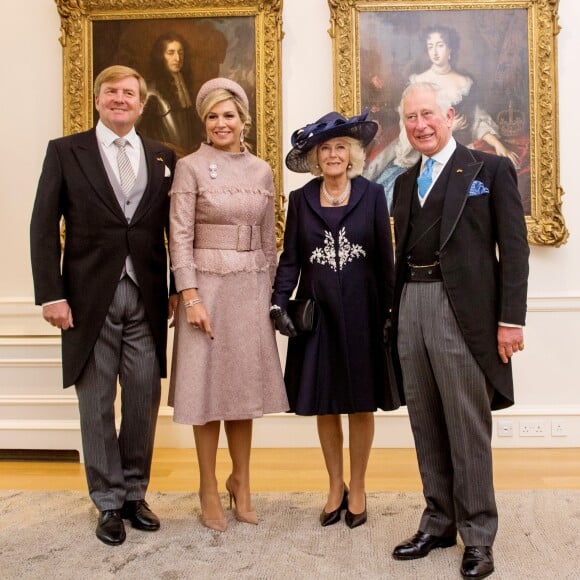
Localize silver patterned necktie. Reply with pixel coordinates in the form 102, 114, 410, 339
417, 157, 436, 200
113, 138, 136, 195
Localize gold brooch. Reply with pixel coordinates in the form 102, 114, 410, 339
156, 156, 164, 162
456, 169, 463, 173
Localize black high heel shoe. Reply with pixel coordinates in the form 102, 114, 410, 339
345, 493, 367, 529
320, 485, 349, 527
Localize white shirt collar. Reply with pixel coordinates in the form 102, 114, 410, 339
96, 120, 139, 149
422, 137, 457, 169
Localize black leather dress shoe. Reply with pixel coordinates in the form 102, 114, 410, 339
121, 499, 160, 531
392, 530, 457, 560
320, 485, 349, 527
461, 546, 494, 579
96, 510, 126, 546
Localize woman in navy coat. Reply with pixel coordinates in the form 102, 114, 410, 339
271, 111, 401, 528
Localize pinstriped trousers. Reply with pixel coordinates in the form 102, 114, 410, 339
75, 277, 161, 512
397, 281, 498, 546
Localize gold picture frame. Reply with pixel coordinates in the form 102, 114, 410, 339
55, 0, 285, 246
328, 0, 567, 246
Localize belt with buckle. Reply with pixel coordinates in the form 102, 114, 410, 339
193, 224, 261, 252
405, 261, 442, 282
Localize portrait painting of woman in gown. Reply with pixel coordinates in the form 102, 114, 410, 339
361, 13, 530, 213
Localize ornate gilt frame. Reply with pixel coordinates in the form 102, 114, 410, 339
328, 0, 567, 246
55, 0, 285, 246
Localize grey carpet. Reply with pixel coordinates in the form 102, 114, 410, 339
1, 490, 578, 579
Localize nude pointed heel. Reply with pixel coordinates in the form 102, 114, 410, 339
198, 492, 227, 532
225, 475, 258, 525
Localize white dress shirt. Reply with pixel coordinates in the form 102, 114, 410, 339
96, 120, 141, 182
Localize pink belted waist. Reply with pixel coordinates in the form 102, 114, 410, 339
193, 224, 262, 252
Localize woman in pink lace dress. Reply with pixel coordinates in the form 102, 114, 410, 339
168, 78, 288, 532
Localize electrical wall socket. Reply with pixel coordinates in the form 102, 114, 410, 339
519, 421, 547, 436
551, 420, 567, 437
497, 420, 513, 437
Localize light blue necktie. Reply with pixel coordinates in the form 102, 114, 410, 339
417, 158, 436, 200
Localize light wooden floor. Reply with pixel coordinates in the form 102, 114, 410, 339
1, 448, 579, 492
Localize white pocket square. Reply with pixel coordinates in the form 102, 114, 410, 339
164, 165, 171, 177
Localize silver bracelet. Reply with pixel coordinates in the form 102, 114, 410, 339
184, 298, 202, 309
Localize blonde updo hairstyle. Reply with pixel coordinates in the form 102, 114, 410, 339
198, 88, 252, 147
306, 136, 366, 179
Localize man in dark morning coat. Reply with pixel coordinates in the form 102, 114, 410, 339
389, 82, 529, 579
30, 65, 177, 546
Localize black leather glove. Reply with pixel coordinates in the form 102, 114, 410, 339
270, 306, 297, 337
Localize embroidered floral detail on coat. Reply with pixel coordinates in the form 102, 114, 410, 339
310, 227, 366, 271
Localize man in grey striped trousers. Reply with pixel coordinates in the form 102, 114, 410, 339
31, 66, 177, 546
389, 82, 529, 579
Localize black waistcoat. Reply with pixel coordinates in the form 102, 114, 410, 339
403, 157, 454, 264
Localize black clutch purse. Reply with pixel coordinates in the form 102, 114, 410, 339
287, 298, 319, 334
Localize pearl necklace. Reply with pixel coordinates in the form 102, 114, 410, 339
321, 180, 351, 206
431, 63, 452, 75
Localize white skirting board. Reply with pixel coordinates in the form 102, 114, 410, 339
153, 406, 580, 449
1, 407, 580, 462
